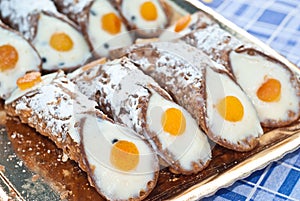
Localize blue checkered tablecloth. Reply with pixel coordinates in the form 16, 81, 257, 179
199, 0, 300, 200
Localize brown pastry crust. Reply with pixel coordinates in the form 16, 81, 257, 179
71, 57, 210, 174
4, 72, 90, 172
112, 41, 261, 152
181, 12, 300, 128
4, 70, 159, 200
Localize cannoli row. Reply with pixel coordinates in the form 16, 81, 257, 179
159, 11, 215, 41
0, 20, 41, 100
0, 0, 91, 72
181, 24, 300, 127
53, 0, 134, 58
5, 71, 159, 200
114, 0, 172, 37
70, 57, 212, 175
111, 41, 263, 151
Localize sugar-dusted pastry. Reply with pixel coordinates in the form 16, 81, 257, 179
70, 57, 212, 174
53, 0, 133, 57
111, 41, 263, 151
181, 24, 243, 71
0, 20, 41, 100
116, 0, 171, 37
182, 23, 300, 127
5, 71, 159, 201
0, 0, 91, 72
159, 11, 215, 41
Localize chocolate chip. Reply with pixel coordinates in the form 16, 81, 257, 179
112, 139, 118, 144
42, 57, 47, 63
90, 10, 97, 16
59, 62, 65, 66
104, 43, 109, 49
131, 16, 136, 21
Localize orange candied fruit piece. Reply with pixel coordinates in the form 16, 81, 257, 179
17, 72, 42, 90
161, 108, 186, 136
174, 14, 191, 32
217, 96, 244, 122
49, 32, 74, 52
140, 1, 158, 21
101, 12, 122, 35
110, 140, 139, 171
0, 44, 19, 72
256, 78, 281, 102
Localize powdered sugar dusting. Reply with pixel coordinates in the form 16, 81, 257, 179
72, 58, 163, 136
8, 72, 96, 143
0, 0, 58, 39
182, 24, 243, 68
54, 0, 92, 24
59, 0, 92, 14
127, 42, 209, 125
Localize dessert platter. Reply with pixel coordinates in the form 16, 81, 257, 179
0, 0, 299, 200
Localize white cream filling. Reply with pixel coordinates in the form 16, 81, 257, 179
146, 91, 211, 171
121, 0, 168, 33
206, 67, 263, 144
82, 115, 157, 200
230, 51, 299, 123
0, 27, 40, 99
88, 0, 133, 57
32, 13, 90, 71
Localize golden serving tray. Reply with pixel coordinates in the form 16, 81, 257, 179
0, 0, 300, 200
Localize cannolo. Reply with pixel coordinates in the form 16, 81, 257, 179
111, 41, 263, 151
159, 11, 215, 41
0, 20, 41, 100
115, 0, 172, 37
181, 23, 300, 127
5, 71, 159, 200
0, 0, 91, 72
53, 0, 133, 58
70, 57, 212, 175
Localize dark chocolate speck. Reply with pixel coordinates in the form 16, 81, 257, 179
104, 43, 109, 49
112, 139, 118, 144
42, 57, 47, 63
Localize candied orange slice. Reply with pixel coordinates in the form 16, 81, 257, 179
161, 108, 186, 136
257, 78, 281, 102
140, 1, 158, 21
217, 96, 244, 122
110, 140, 139, 171
101, 13, 122, 35
174, 14, 191, 32
0, 44, 19, 72
17, 72, 42, 90
50, 32, 74, 52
